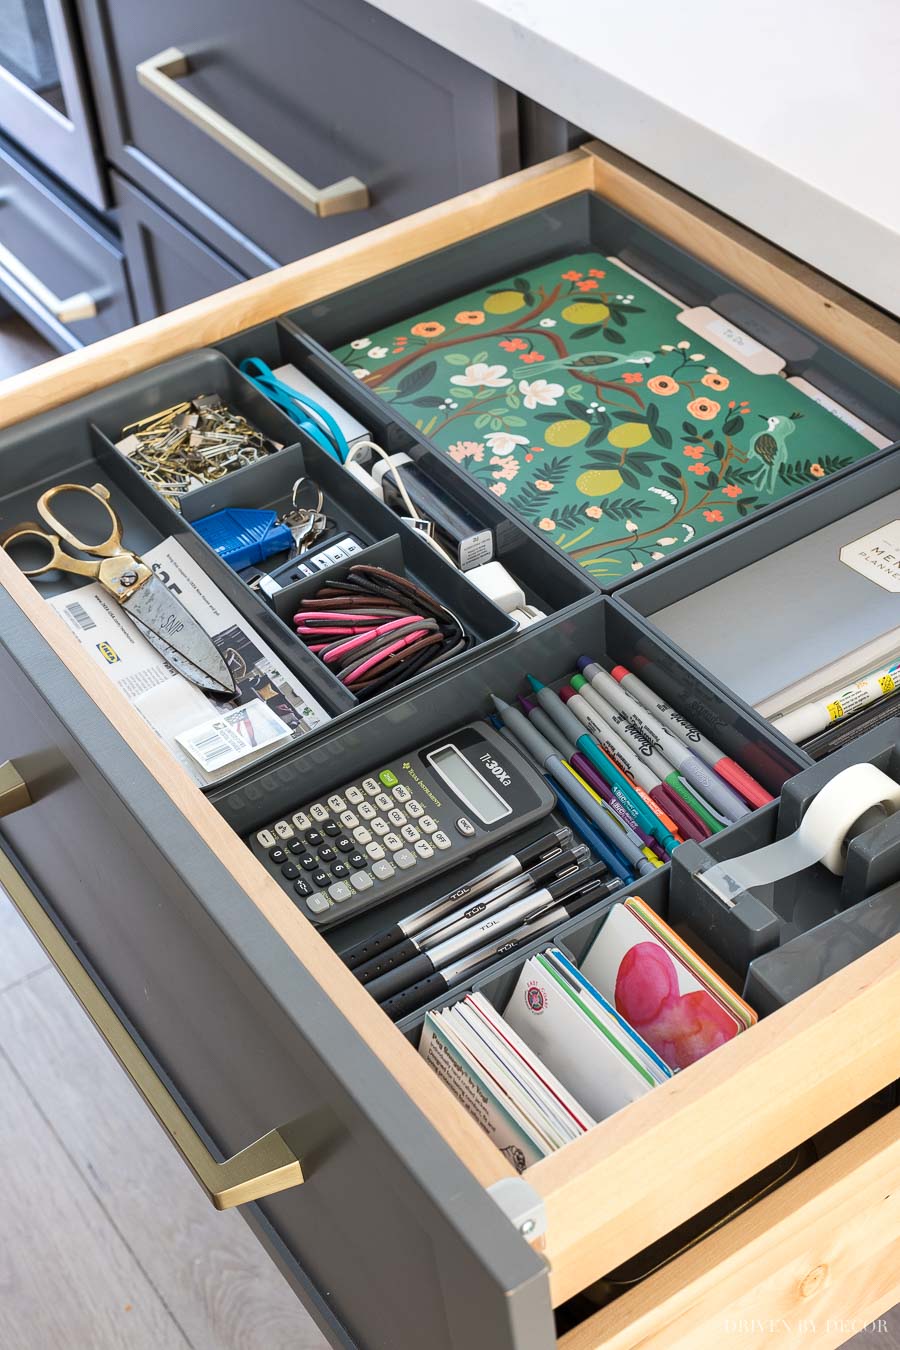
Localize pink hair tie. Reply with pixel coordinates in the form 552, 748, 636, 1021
341, 629, 429, 685
322, 615, 426, 666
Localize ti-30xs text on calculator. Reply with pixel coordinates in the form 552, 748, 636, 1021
249, 720, 556, 928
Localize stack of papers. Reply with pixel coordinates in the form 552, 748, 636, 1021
50, 537, 331, 785
579, 897, 756, 1071
420, 898, 758, 1162
504, 947, 671, 1123
419, 991, 594, 1171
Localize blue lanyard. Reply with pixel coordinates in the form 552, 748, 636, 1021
239, 357, 350, 464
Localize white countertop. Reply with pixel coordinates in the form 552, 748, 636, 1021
366, 0, 900, 319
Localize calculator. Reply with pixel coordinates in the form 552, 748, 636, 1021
248, 720, 556, 928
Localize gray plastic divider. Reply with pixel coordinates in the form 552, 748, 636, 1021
215, 318, 595, 617
282, 191, 899, 595
404, 719, 900, 1044
618, 448, 900, 752
271, 531, 514, 702
211, 594, 806, 969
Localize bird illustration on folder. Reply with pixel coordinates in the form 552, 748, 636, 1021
334, 253, 878, 580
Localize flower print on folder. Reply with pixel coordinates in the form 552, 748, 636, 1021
331, 251, 880, 581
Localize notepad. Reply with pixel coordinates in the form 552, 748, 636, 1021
419, 991, 594, 1171
580, 898, 756, 1071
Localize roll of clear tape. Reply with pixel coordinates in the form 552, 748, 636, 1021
700, 764, 900, 904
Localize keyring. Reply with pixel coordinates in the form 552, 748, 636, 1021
290, 477, 324, 519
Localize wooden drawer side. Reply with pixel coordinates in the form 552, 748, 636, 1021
559, 1105, 900, 1350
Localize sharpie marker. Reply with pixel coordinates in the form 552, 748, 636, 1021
578, 659, 750, 823
339, 828, 571, 970
560, 684, 708, 843
519, 695, 664, 859
491, 695, 655, 876
527, 676, 679, 856
352, 847, 587, 986
381, 881, 615, 1023
611, 664, 773, 809
563, 681, 710, 843
368, 862, 611, 1002
570, 752, 668, 861
491, 718, 635, 880
572, 672, 729, 834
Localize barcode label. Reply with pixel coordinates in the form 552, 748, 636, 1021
65, 601, 97, 631
176, 702, 293, 774
190, 728, 236, 769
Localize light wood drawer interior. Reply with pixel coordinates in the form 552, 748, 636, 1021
1, 142, 899, 1341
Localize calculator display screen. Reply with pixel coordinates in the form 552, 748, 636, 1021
427, 744, 511, 823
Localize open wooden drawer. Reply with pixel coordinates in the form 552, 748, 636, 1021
1, 143, 900, 1350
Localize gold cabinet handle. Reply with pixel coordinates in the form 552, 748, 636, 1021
0, 761, 304, 1209
0, 760, 31, 817
0, 237, 98, 323
135, 48, 370, 219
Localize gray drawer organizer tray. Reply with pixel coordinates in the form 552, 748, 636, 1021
619, 446, 900, 723
0, 346, 533, 780
215, 319, 595, 618
395, 720, 900, 1061
283, 190, 900, 594
211, 594, 806, 962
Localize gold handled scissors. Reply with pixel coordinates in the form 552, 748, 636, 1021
4, 483, 236, 696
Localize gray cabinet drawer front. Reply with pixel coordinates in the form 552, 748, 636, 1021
114, 173, 247, 322
0, 590, 551, 1350
0, 138, 133, 350
81, 0, 517, 269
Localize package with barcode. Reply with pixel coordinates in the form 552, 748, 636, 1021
48, 537, 331, 784
177, 703, 293, 773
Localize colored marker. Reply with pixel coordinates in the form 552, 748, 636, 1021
561, 682, 709, 843
578, 659, 750, 823
570, 752, 667, 862
611, 664, 773, 809
490, 695, 655, 876
570, 673, 726, 834
520, 696, 664, 859
526, 675, 680, 855
546, 776, 635, 881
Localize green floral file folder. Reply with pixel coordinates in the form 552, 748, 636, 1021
332, 253, 878, 580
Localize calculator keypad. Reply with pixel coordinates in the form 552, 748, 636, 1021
255, 771, 482, 923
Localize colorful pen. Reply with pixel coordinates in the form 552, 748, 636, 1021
563, 679, 710, 842
578, 659, 751, 823
569, 751, 668, 862
611, 664, 773, 809
546, 776, 635, 880
571, 673, 728, 834
519, 696, 664, 859
560, 683, 708, 842
490, 695, 655, 876
526, 675, 680, 856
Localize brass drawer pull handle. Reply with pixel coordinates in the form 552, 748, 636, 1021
0, 801, 304, 1209
0, 237, 98, 323
0, 760, 31, 817
136, 48, 371, 219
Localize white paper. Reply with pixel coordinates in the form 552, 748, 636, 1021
50, 537, 331, 784
839, 520, 900, 594
503, 954, 655, 1122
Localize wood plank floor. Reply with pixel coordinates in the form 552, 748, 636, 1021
0, 887, 328, 1350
